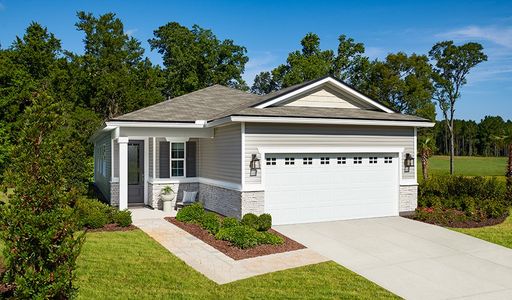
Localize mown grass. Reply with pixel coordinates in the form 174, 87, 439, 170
418, 155, 507, 180
76, 230, 398, 299
451, 208, 512, 249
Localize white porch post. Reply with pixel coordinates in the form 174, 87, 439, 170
118, 137, 129, 210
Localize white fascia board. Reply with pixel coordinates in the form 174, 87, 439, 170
255, 77, 395, 113
229, 116, 435, 128
106, 121, 205, 128
88, 125, 116, 143
258, 146, 405, 155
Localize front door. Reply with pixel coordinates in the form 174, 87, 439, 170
128, 140, 144, 204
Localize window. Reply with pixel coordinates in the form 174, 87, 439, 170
320, 157, 330, 165
384, 157, 393, 164
285, 157, 295, 165
171, 142, 185, 176
303, 157, 313, 165
353, 157, 362, 164
369, 157, 378, 164
337, 157, 346, 164
266, 157, 276, 165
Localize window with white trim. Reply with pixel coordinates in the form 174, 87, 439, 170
354, 157, 362, 164
285, 157, 295, 165
266, 157, 276, 165
369, 157, 378, 164
171, 142, 185, 176
384, 156, 393, 164
337, 157, 346, 164
303, 157, 312, 165
320, 157, 330, 165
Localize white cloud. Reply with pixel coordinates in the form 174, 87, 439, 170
438, 25, 512, 48
125, 28, 138, 37
364, 46, 386, 60
243, 51, 278, 85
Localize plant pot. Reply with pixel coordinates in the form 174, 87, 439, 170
161, 193, 174, 202
163, 200, 173, 213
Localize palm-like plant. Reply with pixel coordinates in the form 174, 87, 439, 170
418, 136, 437, 180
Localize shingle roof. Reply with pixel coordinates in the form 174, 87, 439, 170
111, 78, 430, 124
112, 85, 261, 122
232, 106, 428, 122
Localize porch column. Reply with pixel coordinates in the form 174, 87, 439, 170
118, 137, 129, 210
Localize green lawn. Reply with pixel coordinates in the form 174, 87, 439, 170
418, 155, 507, 179
75, 229, 398, 299
451, 208, 512, 249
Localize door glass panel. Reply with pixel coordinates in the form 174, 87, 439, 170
128, 144, 140, 185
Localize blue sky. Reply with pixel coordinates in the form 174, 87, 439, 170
0, 0, 511, 121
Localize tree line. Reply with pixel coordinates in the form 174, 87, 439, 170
0, 11, 505, 298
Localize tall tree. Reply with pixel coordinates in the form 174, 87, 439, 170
251, 33, 369, 93
365, 52, 435, 120
74, 11, 163, 120
149, 22, 248, 98
429, 41, 487, 175
0, 90, 86, 298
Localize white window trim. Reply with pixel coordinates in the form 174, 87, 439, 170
170, 141, 186, 178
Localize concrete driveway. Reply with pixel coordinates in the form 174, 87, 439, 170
275, 217, 512, 300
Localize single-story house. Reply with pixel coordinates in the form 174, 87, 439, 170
91, 76, 434, 225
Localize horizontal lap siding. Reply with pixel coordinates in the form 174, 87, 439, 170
199, 124, 241, 184
244, 123, 415, 185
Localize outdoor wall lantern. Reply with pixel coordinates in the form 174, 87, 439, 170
404, 153, 415, 172
249, 154, 261, 176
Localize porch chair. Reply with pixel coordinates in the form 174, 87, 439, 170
175, 191, 198, 209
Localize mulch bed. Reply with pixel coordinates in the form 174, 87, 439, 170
406, 210, 508, 228
165, 217, 305, 260
86, 224, 138, 232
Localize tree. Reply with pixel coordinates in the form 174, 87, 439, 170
429, 41, 487, 175
418, 136, 437, 180
0, 91, 86, 298
74, 11, 164, 119
251, 33, 369, 93
365, 52, 435, 120
149, 22, 248, 98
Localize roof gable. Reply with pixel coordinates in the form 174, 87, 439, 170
254, 77, 394, 113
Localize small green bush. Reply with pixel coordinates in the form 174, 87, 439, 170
216, 225, 260, 249
221, 217, 239, 228
200, 212, 221, 234
76, 198, 110, 229
257, 231, 284, 245
113, 210, 132, 227
257, 213, 272, 231
482, 199, 507, 219
176, 203, 204, 223
241, 213, 258, 229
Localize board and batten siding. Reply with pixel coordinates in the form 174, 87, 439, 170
94, 134, 112, 200
244, 123, 416, 185
198, 123, 241, 184
282, 86, 375, 109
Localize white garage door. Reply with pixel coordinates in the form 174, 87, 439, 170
264, 153, 399, 225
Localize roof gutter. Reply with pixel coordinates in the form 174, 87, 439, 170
208, 116, 435, 128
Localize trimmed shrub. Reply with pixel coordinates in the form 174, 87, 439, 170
257, 231, 284, 245
221, 217, 239, 229
200, 212, 221, 234
216, 226, 260, 249
241, 213, 258, 229
482, 199, 507, 219
113, 210, 132, 227
257, 213, 272, 231
76, 198, 110, 229
176, 203, 204, 223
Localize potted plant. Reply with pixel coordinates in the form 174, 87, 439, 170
161, 186, 175, 212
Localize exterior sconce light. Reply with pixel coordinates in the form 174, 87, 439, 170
249, 154, 261, 176
404, 153, 415, 172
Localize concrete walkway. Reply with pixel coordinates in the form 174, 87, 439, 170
130, 208, 328, 284
275, 217, 512, 300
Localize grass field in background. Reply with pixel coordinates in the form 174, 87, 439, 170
418, 155, 507, 179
